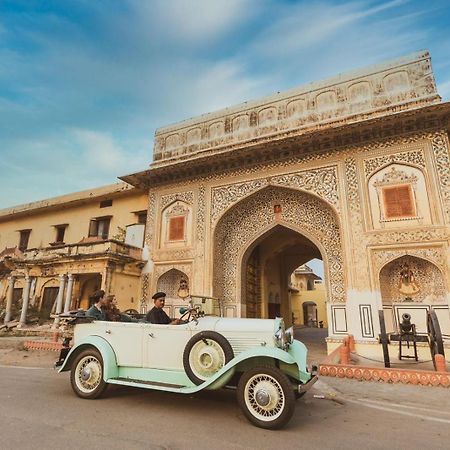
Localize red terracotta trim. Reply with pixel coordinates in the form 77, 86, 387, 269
319, 364, 450, 387
24, 340, 63, 352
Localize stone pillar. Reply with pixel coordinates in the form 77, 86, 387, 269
63, 274, 74, 313
101, 265, 114, 294
52, 275, 66, 329
18, 275, 32, 328
4, 276, 16, 323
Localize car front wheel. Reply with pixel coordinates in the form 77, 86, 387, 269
237, 366, 295, 429
70, 348, 108, 399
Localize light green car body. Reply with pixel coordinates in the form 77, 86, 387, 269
58, 317, 313, 393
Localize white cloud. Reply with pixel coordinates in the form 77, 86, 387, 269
0, 0, 448, 210
129, 0, 258, 45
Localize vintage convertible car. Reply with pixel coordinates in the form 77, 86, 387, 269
56, 299, 317, 429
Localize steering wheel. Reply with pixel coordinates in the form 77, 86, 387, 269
179, 307, 195, 323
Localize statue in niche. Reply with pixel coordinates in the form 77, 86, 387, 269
398, 264, 420, 298
177, 278, 190, 299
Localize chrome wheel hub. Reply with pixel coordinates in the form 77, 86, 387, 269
244, 374, 285, 421
75, 356, 102, 393
81, 367, 93, 381
255, 389, 270, 407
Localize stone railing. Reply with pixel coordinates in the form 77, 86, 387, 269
20, 239, 143, 262
152, 51, 439, 166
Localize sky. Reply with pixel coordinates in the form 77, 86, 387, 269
0, 0, 449, 211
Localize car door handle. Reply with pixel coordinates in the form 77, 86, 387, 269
148, 333, 154, 338
105, 329, 111, 334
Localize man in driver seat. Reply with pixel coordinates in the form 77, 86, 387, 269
146, 292, 181, 324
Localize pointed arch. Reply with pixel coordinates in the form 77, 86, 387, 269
212, 186, 345, 314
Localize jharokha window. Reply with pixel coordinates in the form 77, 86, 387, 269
382, 184, 416, 219
168, 216, 185, 241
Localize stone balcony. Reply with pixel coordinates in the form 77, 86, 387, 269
152, 51, 440, 168
6, 240, 143, 267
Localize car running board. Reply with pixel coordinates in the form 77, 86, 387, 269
108, 377, 186, 390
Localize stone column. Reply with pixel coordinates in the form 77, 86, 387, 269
18, 275, 32, 328
4, 276, 16, 324
52, 275, 66, 329
63, 274, 74, 313
101, 265, 114, 294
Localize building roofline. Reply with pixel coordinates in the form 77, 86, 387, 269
120, 100, 450, 189
0, 182, 144, 222
156, 50, 431, 135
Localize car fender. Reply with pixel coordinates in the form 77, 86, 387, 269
195, 343, 310, 391
58, 335, 119, 380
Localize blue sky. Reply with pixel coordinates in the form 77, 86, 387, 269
1, 0, 449, 209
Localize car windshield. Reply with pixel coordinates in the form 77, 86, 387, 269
190, 296, 223, 317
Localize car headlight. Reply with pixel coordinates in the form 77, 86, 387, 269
285, 326, 294, 346
274, 322, 293, 350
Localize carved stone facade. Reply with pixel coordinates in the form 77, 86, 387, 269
122, 52, 450, 348
212, 187, 344, 307
152, 51, 439, 166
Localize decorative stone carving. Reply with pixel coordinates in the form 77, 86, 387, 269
160, 191, 194, 210
373, 247, 446, 273
141, 274, 149, 305
431, 132, 450, 222
213, 186, 345, 305
212, 167, 339, 223
212, 179, 269, 222
144, 192, 156, 247
344, 157, 368, 283
373, 166, 418, 187
166, 203, 189, 216
364, 150, 426, 178
154, 249, 194, 261
145, 130, 447, 303
368, 228, 448, 245
271, 167, 339, 210
154, 264, 192, 279
156, 268, 190, 299
197, 185, 206, 242
152, 52, 438, 165
378, 254, 446, 304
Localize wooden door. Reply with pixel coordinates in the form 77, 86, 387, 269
40, 287, 58, 320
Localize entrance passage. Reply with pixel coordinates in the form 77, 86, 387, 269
242, 225, 324, 325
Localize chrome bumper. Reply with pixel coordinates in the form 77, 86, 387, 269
298, 374, 318, 394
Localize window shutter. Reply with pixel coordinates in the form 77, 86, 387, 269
169, 216, 185, 241
88, 220, 97, 237
382, 185, 415, 219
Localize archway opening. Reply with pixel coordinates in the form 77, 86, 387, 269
241, 224, 327, 328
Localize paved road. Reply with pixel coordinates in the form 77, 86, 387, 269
1, 365, 449, 450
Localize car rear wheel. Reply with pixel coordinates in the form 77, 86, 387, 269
70, 348, 108, 399
237, 366, 295, 429
183, 331, 234, 385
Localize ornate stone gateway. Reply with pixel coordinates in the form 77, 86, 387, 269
212, 186, 344, 319
122, 51, 450, 354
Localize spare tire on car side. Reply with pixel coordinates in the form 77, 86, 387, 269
183, 331, 234, 385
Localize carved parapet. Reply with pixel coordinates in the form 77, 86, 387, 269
153, 51, 439, 167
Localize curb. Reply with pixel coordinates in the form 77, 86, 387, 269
319, 363, 450, 387
318, 336, 449, 388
